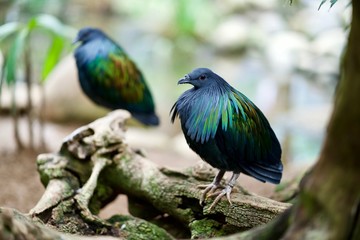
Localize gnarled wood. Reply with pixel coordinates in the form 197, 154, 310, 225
28, 110, 289, 239
0, 207, 121, 240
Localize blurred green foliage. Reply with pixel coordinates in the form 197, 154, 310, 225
0, 9, 75, 150
0, 14, 75, 89
113, 0, 217, 39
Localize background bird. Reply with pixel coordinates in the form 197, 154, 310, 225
171, 68, 283, 209
73, 27, 159, 126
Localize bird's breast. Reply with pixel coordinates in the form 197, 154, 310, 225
75, 41, 110, 64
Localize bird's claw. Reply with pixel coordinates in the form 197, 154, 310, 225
198, 183, 222, 205
205, 185, 234, 211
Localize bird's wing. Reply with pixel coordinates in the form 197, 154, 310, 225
110, 52, 151, 102
83, 44, 156, 113
215, 89, 283, 183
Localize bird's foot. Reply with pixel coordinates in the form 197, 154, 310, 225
198, 183, 223, 206
207, 184, 234, 210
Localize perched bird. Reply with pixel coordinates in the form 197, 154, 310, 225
171, 68, 283, 209
73, 27, 159, 126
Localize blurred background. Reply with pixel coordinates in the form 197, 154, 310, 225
0, 0, 350, 216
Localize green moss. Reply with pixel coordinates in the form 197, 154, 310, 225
299, 190, 321, 218
108, 215, 174, 240
89, 182, 115, 214
115, 152, 133, 165
127, 197, 161, 220
38, 171, 50, 186
189, 219, 240, 238
147, 175, 163, 198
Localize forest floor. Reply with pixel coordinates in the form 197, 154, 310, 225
0, 116, 302, 219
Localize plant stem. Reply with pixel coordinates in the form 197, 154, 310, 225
25, 44, 34, 150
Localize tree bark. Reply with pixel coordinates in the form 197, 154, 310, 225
26, 110, 289, 239
0, 207, 121, 240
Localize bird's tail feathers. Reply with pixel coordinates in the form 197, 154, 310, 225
133, 112, 160, 126
241, 162, 282, 184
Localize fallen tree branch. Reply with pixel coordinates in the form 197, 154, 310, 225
0, 109, 293, 239
25, 110, 290, 239
0, 207, 121, 240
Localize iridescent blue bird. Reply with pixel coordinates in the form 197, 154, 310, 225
171, 68, 283, 209
73, 27, 159, 126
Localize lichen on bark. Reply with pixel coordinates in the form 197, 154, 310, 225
24, 110, 289, 239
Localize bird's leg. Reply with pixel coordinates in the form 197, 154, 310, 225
207, 172, 240, 210
198, 170, 226, 205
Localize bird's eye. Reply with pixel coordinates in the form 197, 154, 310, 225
199, 75, 206, 80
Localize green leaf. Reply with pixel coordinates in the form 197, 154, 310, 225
27, 17, 38, 31
32, 14, 76, 39
0, 22, 22, 43
318, 0, 338, 10
41, 36, 64, 82
4, 27, 30, 85
330, 0, 338, 7
0, 52, 6, 96
1, 14, 75, 87
175, 0, 196, 35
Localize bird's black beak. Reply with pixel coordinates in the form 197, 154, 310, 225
72, 36, 80, 45
178, 75, 191, 85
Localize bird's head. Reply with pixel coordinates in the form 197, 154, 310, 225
178, 68, 220, 88
73, 27, 105, 44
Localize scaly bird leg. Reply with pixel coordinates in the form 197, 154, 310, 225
207, 172, 240, 210
198, 170, 226, 205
